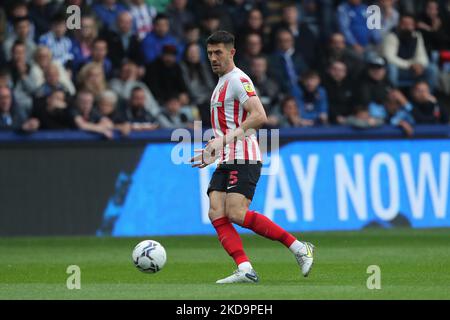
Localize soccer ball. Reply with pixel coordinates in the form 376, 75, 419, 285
132, 240, 167, 273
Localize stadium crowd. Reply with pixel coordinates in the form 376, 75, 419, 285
0, 0, 450, 138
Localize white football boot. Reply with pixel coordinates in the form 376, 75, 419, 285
216, 269, 259, 284
294, 242, 315, 277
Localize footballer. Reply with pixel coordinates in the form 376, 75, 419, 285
191, 31, 315, 284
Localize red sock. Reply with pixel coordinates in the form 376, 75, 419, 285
243, 210, 296, 248
212, 217, 249, 266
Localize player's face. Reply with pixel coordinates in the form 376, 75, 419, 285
207, 43, 235, 76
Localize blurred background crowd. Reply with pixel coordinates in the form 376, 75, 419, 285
0, 0, 449, 138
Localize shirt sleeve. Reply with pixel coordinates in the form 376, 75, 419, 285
230, 75, 257, 106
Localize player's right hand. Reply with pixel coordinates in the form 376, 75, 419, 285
191, 140, 219, 169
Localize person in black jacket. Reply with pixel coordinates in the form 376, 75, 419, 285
410, 80, 449, 124
356, 55, 394, 107
101, 11, 142, 68
322, 60, 356, 124
29, 89, 74, 130
271, 1, 320, 69
144, 44, 189, 106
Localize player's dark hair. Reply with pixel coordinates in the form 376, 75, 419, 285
206, 31, 235, 48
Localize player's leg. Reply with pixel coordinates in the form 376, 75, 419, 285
225, 193, 300, 250
226, 193, 314, 277
209, 191, 258, 284
209, 191, 250, 269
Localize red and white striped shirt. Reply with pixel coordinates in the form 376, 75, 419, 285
210, 67, 262, 163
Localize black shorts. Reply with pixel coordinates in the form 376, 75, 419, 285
207, 161, 262, 200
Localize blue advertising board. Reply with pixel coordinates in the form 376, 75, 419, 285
106, 139, 450, 236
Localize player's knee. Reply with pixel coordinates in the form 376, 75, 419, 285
225, 205, 246, 225
208, 207, 224, 222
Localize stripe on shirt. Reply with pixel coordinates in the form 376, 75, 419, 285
217, 80, 229, 161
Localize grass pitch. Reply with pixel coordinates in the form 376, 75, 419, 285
0, 228, 449, 300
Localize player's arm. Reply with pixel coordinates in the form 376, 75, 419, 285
207, 79, 267, 154
223, 95, 267, 145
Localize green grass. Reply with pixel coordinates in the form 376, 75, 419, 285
1, 228, 449, 300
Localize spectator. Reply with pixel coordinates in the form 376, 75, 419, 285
92, 0, 128, 32
319, 32, 364, 79
98, 89, 131, 136
84, 38, 113, 79
224, 0, 255, 30
322, 60, 356, 124
416, 0, 450, 56
268, 29, 308, 94
28, 0, 61, 40
278, 95, 314, 128
3, 17, 36, 63
0, 86, 37, 131
177, 23, 205, 62
249, 55, 280, 125
337, 0, 382, 56
109, 60, 161, 118
34, 62, 68, 100
299, 0, 327, 39
102, 11, 142, 67
125, 86, 159, 130
7, 1, 36, 41
179, 43, 214, 127
0, 7, 6, 43
356, 55, 393, 108
199, 11, 221, 47
129, 0, 157, 40
378, 0, 400, 39
235, 8, 267, 51
192, 0, 233, 32
0, 68, 13, 89
166, 0, 195, 41
141, 14, 178, 64
28, 89, 74, 129
144, 44, 189, 105
410, 81, 449, 123
72, 90, 114, 138
38, 12, 74, 66
370, 89, 415, 136
32, 46, 76, 96
76, 62, 107, 98
236, 33, 264, 75
158, 96, 196, 128
291, 71, 329, 125
273, 2, 320, 69
71, 15, 99, 72
383, 14, 439, 90
8, 40, 40, 114
345, 104, 384, 128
